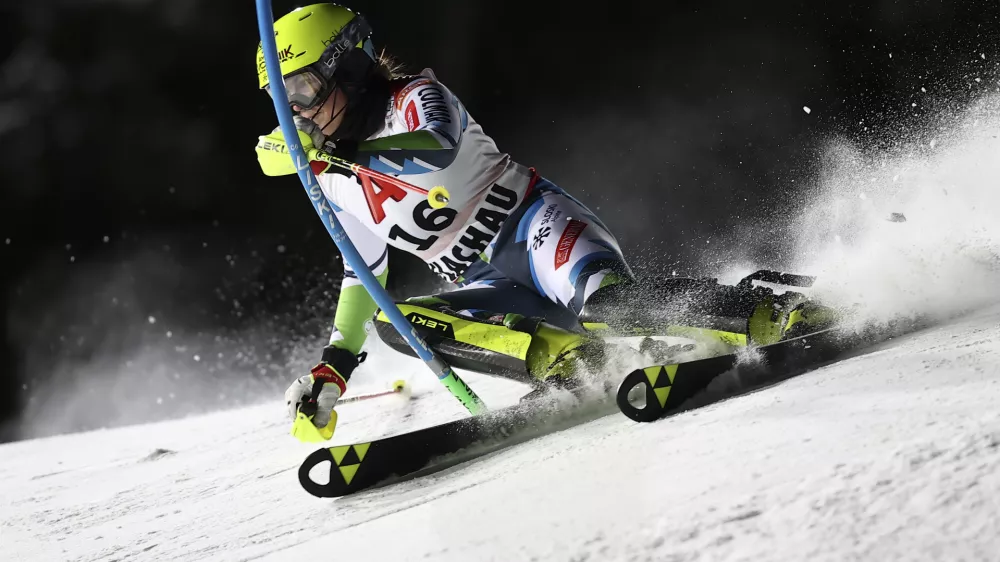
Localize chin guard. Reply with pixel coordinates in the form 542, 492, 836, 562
291, 409, 339, 443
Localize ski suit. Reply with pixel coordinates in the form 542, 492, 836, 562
315, 69, 633, 366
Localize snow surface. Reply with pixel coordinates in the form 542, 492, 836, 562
5, 65, 1000, 562
3, 306, 1000, 561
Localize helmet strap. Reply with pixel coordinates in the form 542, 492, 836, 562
315, 16, 373, 82
310, 86, 347, 138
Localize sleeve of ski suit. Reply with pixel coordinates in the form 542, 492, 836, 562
354, 76, 465, 173
326, 209, 388, 356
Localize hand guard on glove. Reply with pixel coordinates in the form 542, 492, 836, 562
285, 346, 360, 443
255, 116, 358, 177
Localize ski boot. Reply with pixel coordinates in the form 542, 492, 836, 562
747, 290, 840, 345
500, 314, 615, 401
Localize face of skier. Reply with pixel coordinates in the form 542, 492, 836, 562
296, 85, 349, 137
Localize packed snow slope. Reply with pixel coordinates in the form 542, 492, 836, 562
2, 305, 1000, 561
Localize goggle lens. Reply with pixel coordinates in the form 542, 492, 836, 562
265, 70, 327, 111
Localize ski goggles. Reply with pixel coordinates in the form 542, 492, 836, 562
264, 67, 331, 111
263, 16, 373, 112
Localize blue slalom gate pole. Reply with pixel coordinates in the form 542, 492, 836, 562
254, 0, 487, 416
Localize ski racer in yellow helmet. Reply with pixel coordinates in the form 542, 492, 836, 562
255, 3, 817, 441
256, 3, 385, 144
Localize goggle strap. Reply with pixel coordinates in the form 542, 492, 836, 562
316, 16, 372, 81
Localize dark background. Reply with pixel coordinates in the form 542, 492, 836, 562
2, 0, 998, 442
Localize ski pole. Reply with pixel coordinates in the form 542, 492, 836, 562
339, 379, 411, 405
254, 0, 488, 421
307, 147, 451, 209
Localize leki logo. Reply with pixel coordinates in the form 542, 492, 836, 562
407, 312, 455, 339
257, 138, 287, 153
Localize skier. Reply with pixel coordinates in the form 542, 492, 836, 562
255, 3, 816, 439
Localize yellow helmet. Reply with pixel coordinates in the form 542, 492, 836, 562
256, 3, 374, 109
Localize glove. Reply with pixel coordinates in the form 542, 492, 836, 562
285, 346, 360, 443
255, 116, 331, 177
320, 138, 359, 178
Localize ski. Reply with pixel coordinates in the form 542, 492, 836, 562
299, 326, 877, 497
616, 326, 858, 422
298, 384, 616, 498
